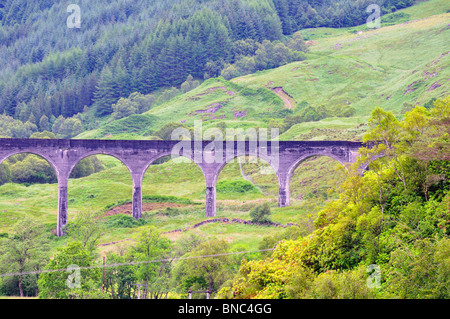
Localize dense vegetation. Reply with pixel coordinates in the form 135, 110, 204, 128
0, 97, 447, 299
217, 97, 450, 299
0, 0, 448, 300
0, 0, 412, 127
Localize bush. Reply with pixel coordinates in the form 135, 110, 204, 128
0, 162, 11, 186
111, 98, 138, 120
250, 203, 272, 224
216, 179, 260, 194
105, 215, 147, 229
70, 156, 105, 179
9, 155, 57, 184
154, 122, 192, 140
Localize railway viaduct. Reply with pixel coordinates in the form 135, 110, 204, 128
0, 138, 367, 236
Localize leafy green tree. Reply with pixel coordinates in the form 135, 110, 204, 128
180, 75, 200, 93
64, 209, 105, 256
383, 238, 448, 298
250, 203, 272, 224
174, 239, 233, 296
129, 227, 172, 299
70, 156, 105, 179
30, 131, 56, 139
103, 251, 137, 299
309, 266, 374, 299
0, 217, 50, 297
114, 58, 130, 98
9, 155, 57, 184
38, 242, 103, 299
111, 98, 138, 120
363, 107, 408, 190
58, 118, 83, 139
435, 238, 450, 298
287, 31, 308, 52
94, 66, 118, 116
155, 122, 191, 140
221, 64, 241, 80
52, 115, 65, 136
38, 115, 50, 132
0, 162, 11, 186
126, 92, 155, 114
173, 233, 202, 257
409, 98, 450, 162
268, 119, 287, 136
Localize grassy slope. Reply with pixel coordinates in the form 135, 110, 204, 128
239, 3, 449, 129
78, 0, 449, 142
1, 0, 449, 254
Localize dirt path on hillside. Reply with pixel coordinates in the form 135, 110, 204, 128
270, 87, 295, 109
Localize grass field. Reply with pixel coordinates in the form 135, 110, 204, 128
0, 0, 448, 257
0, 152, 337, 253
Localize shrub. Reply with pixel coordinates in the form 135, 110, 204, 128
105, 215, 147, 229
70, 156, 105, 179
0, 162, 11, 186
216, 179, 260, 194
250, 203, 272, 224
154, 122, 192, 140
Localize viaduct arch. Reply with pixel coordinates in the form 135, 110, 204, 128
0, 138, 365, 236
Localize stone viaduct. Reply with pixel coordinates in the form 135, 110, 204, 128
0, 138, 366, 236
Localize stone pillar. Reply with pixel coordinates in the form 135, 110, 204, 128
132, 174, 143, 220
206, 186, 216, 217
278, 172, 290, 208
279, 187, 290, 207
57, 177, 69, 237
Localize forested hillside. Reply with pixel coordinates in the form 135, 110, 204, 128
0, 0, 413, 125
0, 0, 449, 301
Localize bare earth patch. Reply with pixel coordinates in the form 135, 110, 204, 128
270, 87, 295, 109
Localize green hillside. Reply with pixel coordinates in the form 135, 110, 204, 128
78, 0, 449, 141
0, 0, 449, 300
0, 0, 447, 230
2, 0, 449, 244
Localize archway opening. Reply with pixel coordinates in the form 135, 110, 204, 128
141, 155, 206, 234
289, 155, 348, 210
67, 155, 132, 224
143, 155, 206, 201
216, 155, 278, 214
0, 153, 58, 233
